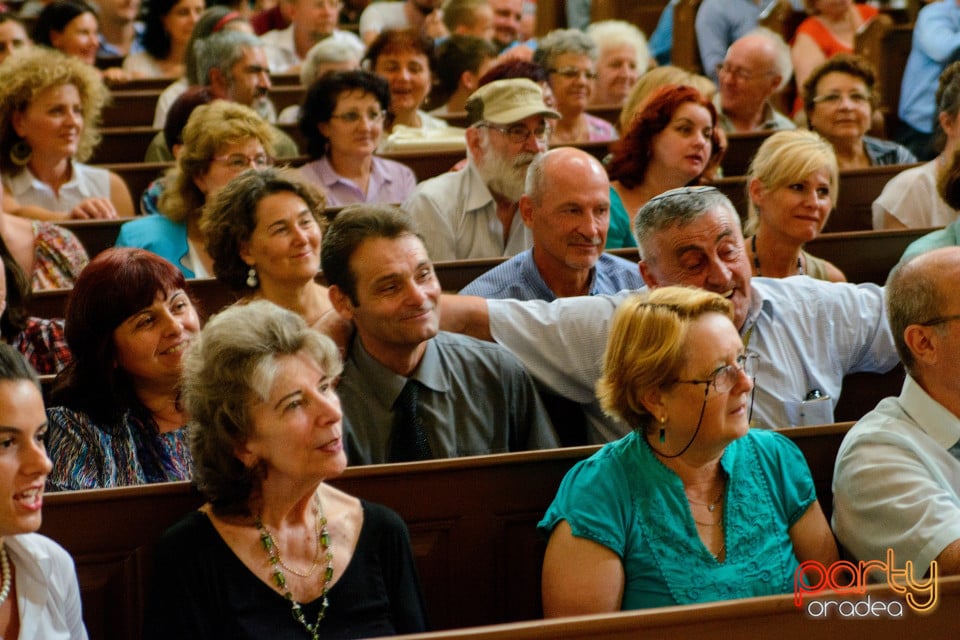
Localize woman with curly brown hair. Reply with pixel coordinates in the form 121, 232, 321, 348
604, 84, 724, 249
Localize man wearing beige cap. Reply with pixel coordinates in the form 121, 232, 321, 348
402, 78, 560, 262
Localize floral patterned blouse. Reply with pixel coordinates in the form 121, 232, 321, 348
30, 221, 89, 291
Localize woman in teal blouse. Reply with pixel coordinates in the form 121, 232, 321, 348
538, 287, 838, 614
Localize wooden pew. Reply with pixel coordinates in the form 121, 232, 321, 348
60, 218, 135, 259
711, 163, 922, 233
38, 423, 857, 640
24, 225, 929, 320
672, 0, 704, 75
721, 131, 774, 177
804, 227, 933, 285
590, 0, 670, 38
96, 162, 170, 212
390, 575, 960, 640
854, 15, 914, 134
102, 84, 308, 127
90, 126, 157, 164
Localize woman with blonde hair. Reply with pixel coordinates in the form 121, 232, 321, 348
618, 65, 716, 134
0, 47, 133, 222
540, 286, 838, 614
745, 129, 845, 282
115, 100, 276, 278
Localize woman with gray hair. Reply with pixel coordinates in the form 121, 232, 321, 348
144, 300, 427, 638
278, 38, 362, 124
534, 28, 618, 143
586, 20, 650, 107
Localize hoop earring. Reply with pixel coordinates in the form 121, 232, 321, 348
246, 267, 258, 288
10, 140, 31, 167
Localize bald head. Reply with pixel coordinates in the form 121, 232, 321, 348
520, 147, 611, 277
887, 247, 960, 378
719, 29, 790, 123
525, 146, 607, 206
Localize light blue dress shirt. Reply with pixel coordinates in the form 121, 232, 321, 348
487, 276, 898, 442
459, 249, 643, 300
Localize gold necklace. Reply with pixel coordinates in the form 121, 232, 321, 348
255, 494, 334, 639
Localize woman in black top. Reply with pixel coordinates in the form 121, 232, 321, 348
144, 300, 427, 639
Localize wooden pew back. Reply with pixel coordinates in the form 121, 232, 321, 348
39, 423, 857, 639
390, 575, 960, 639
854, 16, 914, 133
711, 163, 921, 233
672, 0, 704, 74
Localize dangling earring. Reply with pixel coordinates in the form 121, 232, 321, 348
10, 140, 31, 167
246, 267, 258, 288
659, 415, 667, 443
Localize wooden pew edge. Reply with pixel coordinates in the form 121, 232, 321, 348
389, 575, 960, 639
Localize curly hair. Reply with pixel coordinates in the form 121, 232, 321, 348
299, 70, 391, 159
533, 27, 597, 69
608, 84, 723, 189
159, 100, 276, 224
201, 167, 327, 291
596, 287, 733, 433
0, 47, 107, 173
181, 299, 343, 515
801, 53, 878, 114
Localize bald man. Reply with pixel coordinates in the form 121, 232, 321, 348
715, 28, 794, 133
460, 147, 643, 300
833, 246, 960, 577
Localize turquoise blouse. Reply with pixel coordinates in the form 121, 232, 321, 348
538, 429, 816, 609
605, 187, 638, 250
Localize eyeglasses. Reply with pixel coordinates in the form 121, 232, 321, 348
329, 109, 386, 124
313, 0, 343, 9
548, 66, 598, 81
811, 92, 872, 107
213, 153, 274, 170
478, 122, 551, 144
672, 353, 759, 394
917, 314, 960, 327
715, 63, 774, 82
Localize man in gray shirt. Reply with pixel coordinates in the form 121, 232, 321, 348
322, 203, 558, 465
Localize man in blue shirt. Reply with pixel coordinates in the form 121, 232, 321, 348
460, 147, 643, 300
441, 186, 899, 442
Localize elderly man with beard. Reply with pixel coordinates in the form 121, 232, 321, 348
461, 147, 644, 299
402, 78, 559, 261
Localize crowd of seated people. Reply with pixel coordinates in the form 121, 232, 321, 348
0, 1, 957, 636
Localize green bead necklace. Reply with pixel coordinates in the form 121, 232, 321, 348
255, 494, 334, 640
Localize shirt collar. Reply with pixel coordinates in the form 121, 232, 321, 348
350, 335, 449, 408
463, 161, 499, 212
899, 374, 960, 450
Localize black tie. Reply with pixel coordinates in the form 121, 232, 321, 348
390, 379, 433, 462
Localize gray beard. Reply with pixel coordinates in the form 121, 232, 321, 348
477, 152, 540, 203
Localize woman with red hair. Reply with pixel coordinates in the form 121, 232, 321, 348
605, 85, 724, 248
45, 248, 200, 491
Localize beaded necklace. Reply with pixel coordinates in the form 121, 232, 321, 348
255, 495, 334, 640
751, 234, 803, 277
0, 544, 11, 608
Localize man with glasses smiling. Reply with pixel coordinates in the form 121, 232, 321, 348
834, 246, 960, 578
715, 29, 795, 133
402, 77, 559, 261
441, 185, 899, 443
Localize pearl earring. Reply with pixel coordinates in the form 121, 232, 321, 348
246, 267, 258, 288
